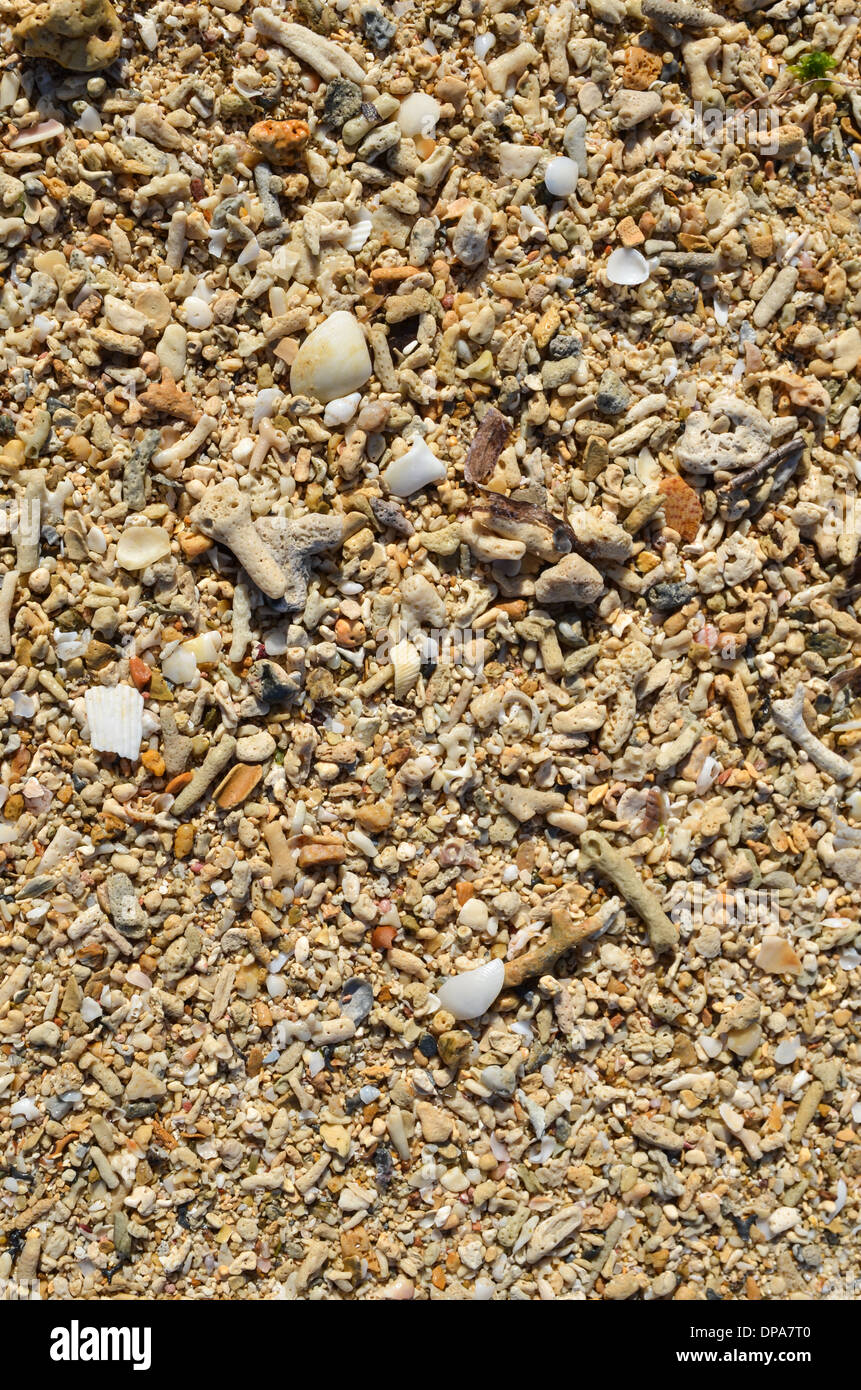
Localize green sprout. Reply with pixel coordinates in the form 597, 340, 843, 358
789, 49, 838, 85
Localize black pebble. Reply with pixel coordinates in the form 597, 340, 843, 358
647, 581, 696, 612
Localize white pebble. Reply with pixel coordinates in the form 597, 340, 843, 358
290, 310, 372, 404
544, 156, 579, 197
116, 525, 171, 571
382, 437, 446, 497
397, 92, 441, 137
774, 1036, 801, 1065
182, 296, 212, 329
458, 898, 489, 931
161, 646, 198, 685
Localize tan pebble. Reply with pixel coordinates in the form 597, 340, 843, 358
755, 936, 802, 975
604, 1271, 647, 1300
356, 802, 393, 832
296, 840, 346, 868
617, 216, 644, 247
415, 1101, 453, 1143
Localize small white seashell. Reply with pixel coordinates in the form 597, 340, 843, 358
10, 1098, 41, 1121
323, 392, 361, 427
390, 639, 421, 698
8, 119, 64, 150
695, 755, 721, 793
85, 685, 144, 761
116, 526, 171, 571
606, 247, 650, 286
437, 959, 504, 1021
10, 690, 36, 718
252, 387, 282, 428
237, 238, 261, 267
135, 13, 158, 48
382, 438, 446, 497
544, 156, 579, 197
345, 217, 373, 253
290, 310, 373, 404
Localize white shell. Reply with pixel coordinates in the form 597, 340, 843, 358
382, 438, 446, 497
85, 685, 144, 761
437, 959, 505, 1021
544, 156, 579, 197
290, 310, 372, 404
390, 639, 421, 698
345, 217, 372, 252
606, 247, 650, 286
116, 525, 171, 571
323, 392, 361, 427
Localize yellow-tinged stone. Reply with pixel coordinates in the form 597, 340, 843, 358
14, 0, 123, 72
321, 1123, 351, 1158
174, 824, 194, 858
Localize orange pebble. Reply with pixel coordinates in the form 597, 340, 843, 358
371, 924, 396, 951
165, 770, 194, 796
248, 119, 309, 166
128, 656, 151, 690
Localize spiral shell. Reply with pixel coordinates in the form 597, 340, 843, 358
390, 639, 421, 699
84, 685, 144, 761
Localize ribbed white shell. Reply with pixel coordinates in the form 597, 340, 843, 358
390, 639, 421, 699
85, 685, 144, 761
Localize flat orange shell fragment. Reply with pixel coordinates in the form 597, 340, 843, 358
213, 762, 263, 809
657, 474, 703, 542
